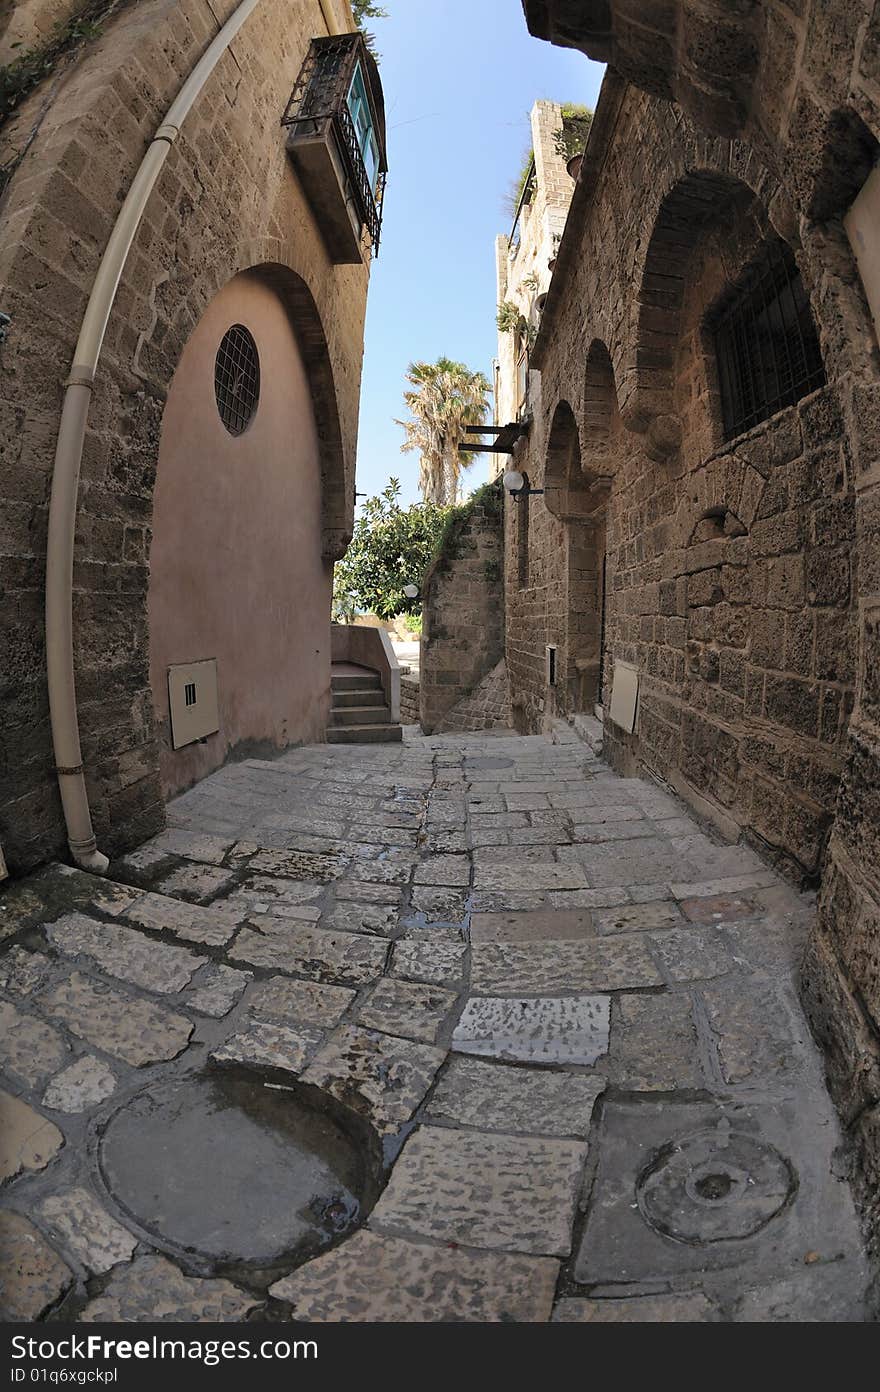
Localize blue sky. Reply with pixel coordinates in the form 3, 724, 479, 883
355, 1, 605, 508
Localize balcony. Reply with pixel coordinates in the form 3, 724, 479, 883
283, 33, 388, 266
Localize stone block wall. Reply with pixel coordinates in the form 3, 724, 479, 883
420, 486, 506, 734
516, 0, 880, 1263
0, 0, 367, 870
399, 674, 419, 725
434, 658, 512, 734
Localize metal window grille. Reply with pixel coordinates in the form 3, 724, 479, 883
214, 324, 260, 436
282, 35, 386, 252
712, 238, 825, 441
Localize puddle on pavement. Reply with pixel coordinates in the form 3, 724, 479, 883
98, 1070, 378, 1270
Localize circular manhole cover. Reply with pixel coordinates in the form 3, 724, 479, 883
466, 757, 515, 770
99, 1073, 372, 1266
636, 1123, 794, 1245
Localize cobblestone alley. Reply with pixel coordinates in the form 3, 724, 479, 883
0, 727, 870, 1322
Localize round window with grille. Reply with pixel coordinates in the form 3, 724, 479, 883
214, 324, 260, 435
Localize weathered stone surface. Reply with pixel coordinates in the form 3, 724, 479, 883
184, 964, 251, 1017
125, 892, 240, 947
0, 947, 52, 995
127, 828, 234, 866
428, 1056, 604, 1137
414, 856, 471, 887
473, 863, 588, 891
372, 1126, 587, 1256
355, 978, 459, 1045
211, 1021, 323, 1075
154, 864, 236, 902
321, 903, 398, 937
47, 913, 205, 994
453, 994, 610, 1065
247, 976, 354, 1028
230, 845, 347, 881
225, 874, 325, 914
608, 992, 702, 1090
389, 939, 467, 985
41, 1055, 117, 1114
410, 887, 468, 920
301, 1026, 444, 1134
680, 894, 757, 923
0, 1091, 63, 1181
576, 840, 697, 888
595, 901, 682, 934
229, 920, 388, 985
37, 1189, 137, 1275
0, 1000, 69, 1087
271, 1229, 559, 1321
649, 928, 733, 982
553, 1294, 718, 1322
335, 880, 401, 904
80, 1254, 259, 1322
702, 980, 810, 1084
38, 973, 193, 1066
0, 1212, 73, 1320
470, 908, 594, 943
470, 936, 662, 994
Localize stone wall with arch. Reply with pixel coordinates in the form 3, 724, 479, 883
0, 0, 369, 867
514, 4, 880, 1256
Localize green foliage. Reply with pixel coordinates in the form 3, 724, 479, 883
432, 480, 504, 576
351, 1, 388, 57
332, 479, 450, 621
398, 357, 491, 506
503, 146, 535, 219
0, 0, 122, 132
403, 611, 423, 636
496, 300, 521, 334
553, 103, 594, 164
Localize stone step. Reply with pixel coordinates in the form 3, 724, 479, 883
329, 705, 392, 727
332, 687, 387, 708
331, 672, 383, 692
326, 723, 403, 744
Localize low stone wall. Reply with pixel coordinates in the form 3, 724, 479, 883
399, 674, 419, 725
435, 659, 512, 733
420, 485, 505, 734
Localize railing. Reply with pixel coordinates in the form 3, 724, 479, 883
282, 35, 386, 253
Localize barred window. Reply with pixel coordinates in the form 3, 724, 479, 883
712, 238, 825, 440
214, 325, 260, 436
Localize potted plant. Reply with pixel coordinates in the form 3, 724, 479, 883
554, 103, 593, 181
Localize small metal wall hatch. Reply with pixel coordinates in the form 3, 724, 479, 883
0, 842, 7, 882
546, 644, 558, 688
168, 660, 220, 750
609, 660, 639, 734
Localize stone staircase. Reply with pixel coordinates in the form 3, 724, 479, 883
326, 666, 402, 744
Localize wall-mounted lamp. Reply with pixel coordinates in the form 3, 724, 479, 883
402, 583, 419, 600
503, 469, 544, 499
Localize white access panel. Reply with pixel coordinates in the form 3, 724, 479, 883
168, 660, 220, 750
845, 162, 880, 343
609, 660, 639, 734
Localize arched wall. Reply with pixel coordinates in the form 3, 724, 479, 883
149, 268, 329, 797
0, 0, 367, 867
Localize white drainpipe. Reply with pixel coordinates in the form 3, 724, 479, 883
45, 0, 272, 874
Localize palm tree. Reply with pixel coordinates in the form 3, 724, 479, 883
397, 357, 491, 505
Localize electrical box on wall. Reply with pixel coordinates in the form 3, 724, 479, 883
546, 644, 558, 687
609, 660, 639, 734
168, 660, 219, 750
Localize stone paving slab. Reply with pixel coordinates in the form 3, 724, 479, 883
124, 828, 234, 866
184, 964, 251, 1017
271, 1229, 559, 1321
38, 973, 193, 1067
0, 1000, 69, 1088
575, 839, 699, 887
41, 1056, 117, 1114
553, 1294, 718, 1322
594, 901, 682, 934
0, 1091, 63, 1182
371, 1125, 587, 1256
389, 939, 467, 986
473, 863, 588, 892
229, 920, 388, 985
428, 1056, 605, 1137
229, 845, 348, 881
354, 978, 459, 1045
413, 855, 471, 887
125, 892, 240, 947
470, 936, 662, 995
453, 994, 610, 1065
321, 903, 398, 937
608, 992, 703, 1091
154, 864, 236, 902
80, 1255, 260, 1322
0, 947, 52, 995
0, 1211, 73, 1320
300, 1026, 444, 1135
701, 979, 810, 1084
211, 1021, 323, 1075
649, 928, 734, 982
47, 913, 206, 994
36, 1188, 137, 1275
247, 976, 355, 1029
470, 909, 594, 943
335, 880, 401, 904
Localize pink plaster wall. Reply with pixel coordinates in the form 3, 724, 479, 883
148, 269, 330, 798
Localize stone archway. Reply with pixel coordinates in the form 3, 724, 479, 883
147, 265, 340, 799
